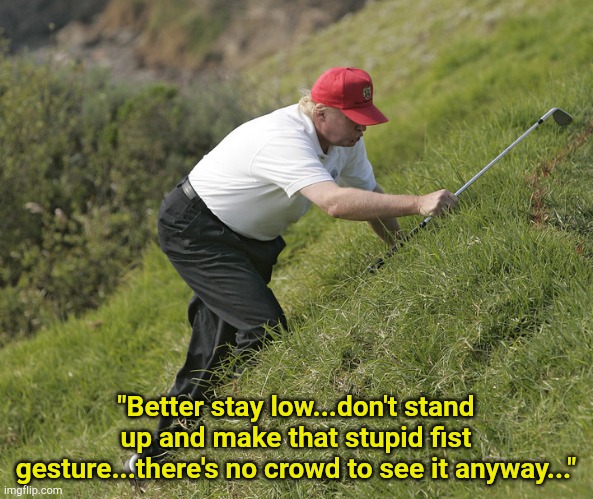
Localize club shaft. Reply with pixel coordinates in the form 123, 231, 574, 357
455, 118, 543, 197
366, 108, 566, 273
417, 117, 544, 229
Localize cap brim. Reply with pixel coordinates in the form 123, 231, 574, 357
341, 105, 389, 126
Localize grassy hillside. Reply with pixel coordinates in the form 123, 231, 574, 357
1, 0, 592, 497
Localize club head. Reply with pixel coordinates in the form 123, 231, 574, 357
552, 108, 573, 126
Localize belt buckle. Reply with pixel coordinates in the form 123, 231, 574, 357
181, 178, 197, 200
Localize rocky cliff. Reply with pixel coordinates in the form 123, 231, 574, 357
1, 0, 367, 83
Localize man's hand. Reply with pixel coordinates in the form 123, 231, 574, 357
416, 189, 458, 217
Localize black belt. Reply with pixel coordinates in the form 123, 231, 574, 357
179, 177, 216, 218
180, 177, 198, 200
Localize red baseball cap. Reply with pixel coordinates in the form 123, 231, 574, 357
311, 67, 389, 126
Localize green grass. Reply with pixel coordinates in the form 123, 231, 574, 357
2, 0, 593, 497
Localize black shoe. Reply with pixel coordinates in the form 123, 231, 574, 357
123, 449, 170, 492
123, 453, 147, 492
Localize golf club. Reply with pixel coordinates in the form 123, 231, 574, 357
366, 107, 573, 273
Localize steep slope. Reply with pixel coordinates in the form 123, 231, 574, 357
1, 0, 592, 498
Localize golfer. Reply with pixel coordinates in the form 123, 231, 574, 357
125, 67, 457, 475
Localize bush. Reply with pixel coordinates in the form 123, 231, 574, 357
0, 50, 252, 344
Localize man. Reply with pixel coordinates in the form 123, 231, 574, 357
125, 67, 456, 476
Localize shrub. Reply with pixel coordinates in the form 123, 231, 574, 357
0, 50, 252, 344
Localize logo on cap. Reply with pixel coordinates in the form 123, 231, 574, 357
362, 86, 372, 101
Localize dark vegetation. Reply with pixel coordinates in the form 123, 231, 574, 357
0, 45, 253, 344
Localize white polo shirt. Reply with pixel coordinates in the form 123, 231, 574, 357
188, 104, 377, 241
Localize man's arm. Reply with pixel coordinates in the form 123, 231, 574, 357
299, 180, 457, 222
366, 184, 403, 245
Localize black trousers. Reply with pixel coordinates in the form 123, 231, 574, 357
156, 179, 287, 435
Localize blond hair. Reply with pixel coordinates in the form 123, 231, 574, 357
298, 90, 335, 119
